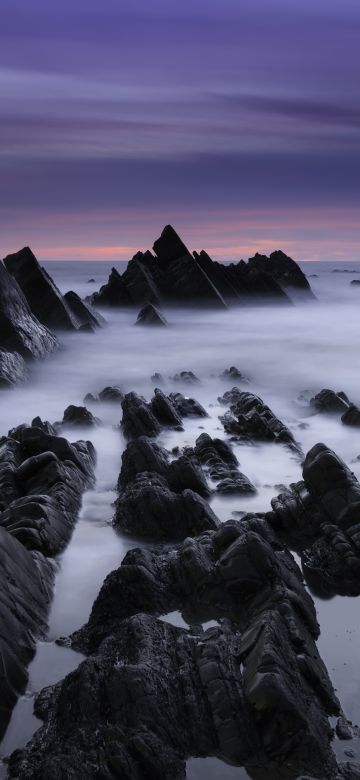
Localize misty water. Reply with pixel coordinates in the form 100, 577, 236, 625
1, 260, 360, 776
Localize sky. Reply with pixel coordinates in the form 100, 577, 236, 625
1, 0, 359, 263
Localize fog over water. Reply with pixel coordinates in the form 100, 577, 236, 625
1, 260, 360, 776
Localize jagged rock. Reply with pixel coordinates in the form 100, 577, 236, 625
247, 250, 314, 296
191, 432, 256, 495
31, 417, 57, 436
0, 349, 28, 388
4, 247, 80, 330
0, 262, 58, 359
169, 391, 208, 417
268, 442, 360, 595
135, 303, 168, 326
98, 386, 124, 403
0, 528, 54, 740
350, 280, 360, 286
0, 424, 95, 738
336, 717, 353, 740
310, 389, 350, 414
341, 404, 360, 427
114, 472, 218, 540
219, 366, 249, 383
89, 225, 301, 311
218, 386, 244, 406
64, 290, 106, 329
151, 372, 165, 385
150, 388, 183, 428
60, 405, 101, 428
121, 392, 162, 439
90, 267, 133, 307
171, 370, 200, 384
118, 437, 209, 499
219, 390, 302, 455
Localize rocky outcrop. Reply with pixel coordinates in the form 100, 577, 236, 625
309, 389, 360, 428
4, 247, 80, 330
24, 516, 339, 780
168, 391, 208, 417
170, 370, 200, 384
89, 225, 303, 310
59, 405, 101, 428
268, 442, 360, 596
0, 262, 58, 359
0, 349, 28, 388
64, 290, 106, 330
121, 392, 162, 439
219, 389, 302, 455
220, 365, 249, 383
247, 250, 314, 296
0, 423, 95, 739
121, 389, 206, 439
189, 432, 256, 495
135, 303, 168, 326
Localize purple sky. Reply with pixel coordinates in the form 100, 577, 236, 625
1, 0, 359, 262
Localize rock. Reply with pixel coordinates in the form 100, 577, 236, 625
336, 717, 353, 740
350, 280, 360, 286
219, 366, 249, 383
219, 390, 302, 455
87, 278, 95, 283
169, 391, 208, 417
31, 417, 57, 436
247, 249, 315, 296
121, 392, 162, 439
60, 405, 101, 427
4, 247, 80, 330
98, 386, 124, 403
89, 225, 302, 311
0, 349, 28, 388
310, 389, 350, 414
170, 370, 200, 384
341, 404, 360, 427
90, 267, 133, 307
0, 262, 58, 359
64, 290, 106, 329
0, 424, 95, 738
0, 527, 54, 740
83, 392, 98, 404
191, 432, 256, 495
268, 442, 360, 595
114, 472, 218, 540
150, 388, 183, 428
135, 303, 168, 326
151, 372, 165, 385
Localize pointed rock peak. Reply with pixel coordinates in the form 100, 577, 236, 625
153, 225, 191, 262
135, 303, 168, 327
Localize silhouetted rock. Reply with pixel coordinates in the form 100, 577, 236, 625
310, 388, 350, 414
151, 371, 165, 385
64, 290, 106, 329
170, 370, 200, 384
90, 267, 132, 307
350, 280, 360, 285
0, 349, 28, 388
220, 366, 249, 382
247, 250, 314, 296
121, 392, 162, 439
169, 391, 208, 417
60, 405, 101, 428
341, 404, 360, 426
153, 223, 192, 262
98, 386, 124, 402
4, 247, 80, 330
150, 387, 183, 428
268, 442, 360, 596
0, 262, 58, 359
135, 303, 167, 326
31, 417, 57, 436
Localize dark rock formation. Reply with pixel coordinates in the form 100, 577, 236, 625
219, 390, 302, 455
151, 371, 165, 385
31, 417, 57, 436
170, 370, 200, 384
268, 442, 360, 596
220, 366, 249, 383
89, 225, 305, 311
0, 349, 28, 388
118, 436, 209, 498
121, 392, 162, 439
247, 250, 314, 296
310, 389, 350, 414
169, 391, 208, 417
150, 387, 183, 428
60, 405, 101, 428
98, 386, 124, 402
190, 432, 256, 495
0, 262, 58, 359
114, 472, 218, 540
341, 404, 360, 427
350, 279, 360, 286
0, 424, 95, 738
64, 290, 106, 330
4, 247, 80, 330
37, 517, 339, 780
135, 303, 168, 326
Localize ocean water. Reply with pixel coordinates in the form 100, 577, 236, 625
1, 259, 360, 776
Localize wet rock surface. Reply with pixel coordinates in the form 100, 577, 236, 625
64, 290, 106, 330
188, 432, 256, 495
0, 350, 28, 389
219, 390, 302, 455
121, 389, 206, 439
135, 302, 168, 326
268, 442, 360, 596
0, 423, 95, 740
247, 250, 315, 296
59, 404, 101, 428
